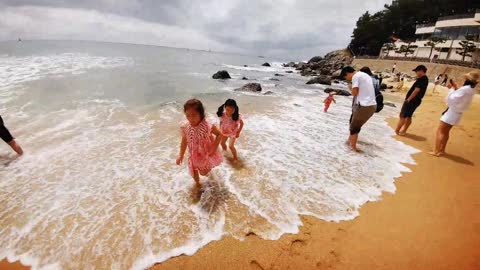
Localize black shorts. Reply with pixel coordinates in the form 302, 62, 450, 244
0, 116, 14, 143
400, 101, 420, 118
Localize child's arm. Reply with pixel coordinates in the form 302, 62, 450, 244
210, 125, 223, 155
236, 119, 244, 138
176, 135, 187, 165
333, 97, 336, 103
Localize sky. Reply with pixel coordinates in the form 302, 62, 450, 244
0, 0, 391, 60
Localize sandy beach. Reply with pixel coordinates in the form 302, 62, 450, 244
152, 82, 479, 270
2, 82, 479, 270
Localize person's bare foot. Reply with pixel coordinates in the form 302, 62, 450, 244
398, 131, 407, 136
427, 151, 441, 157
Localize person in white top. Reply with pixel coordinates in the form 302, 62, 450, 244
429, 71, 478, 157
433, 74, 442, 94
341, 66, 377, 152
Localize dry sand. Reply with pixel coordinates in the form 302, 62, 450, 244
2, 84, 479, 270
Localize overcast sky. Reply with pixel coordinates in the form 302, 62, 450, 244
0, 0, 391, 60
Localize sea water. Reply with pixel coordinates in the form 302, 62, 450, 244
0, 41, 418, 270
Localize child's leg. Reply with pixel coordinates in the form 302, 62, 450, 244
324, 103, 330, 112
220, 136, 228, 151
193, 170, 201, 185
199, 169, 211, 176
229, 137, 238, 160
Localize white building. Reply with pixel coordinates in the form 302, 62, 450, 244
380, 10, 480, 63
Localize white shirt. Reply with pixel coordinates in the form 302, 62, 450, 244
446, 85, 475, 113
352, 71, 377, 106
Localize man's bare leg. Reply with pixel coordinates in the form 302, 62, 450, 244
395, 117, 406, 135
399, 117, 412, 135
8, 140, 23, 156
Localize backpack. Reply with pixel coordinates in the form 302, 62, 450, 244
372, 76, 384, 113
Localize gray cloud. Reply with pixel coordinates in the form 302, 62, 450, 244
0, 0, 391, 60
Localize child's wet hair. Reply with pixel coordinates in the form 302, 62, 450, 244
217, 99, 240, 121
184, 99, 205, 120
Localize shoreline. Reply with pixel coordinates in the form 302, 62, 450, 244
2, 86, 479, 270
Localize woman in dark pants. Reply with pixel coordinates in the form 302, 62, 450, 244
0, 115, 23, 156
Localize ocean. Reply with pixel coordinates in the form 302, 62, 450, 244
0, 40, 418, 270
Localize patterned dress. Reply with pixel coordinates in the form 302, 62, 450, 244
181, 119, 223, 176
219, 112, 242, 139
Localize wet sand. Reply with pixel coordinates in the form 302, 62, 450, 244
2, 85, 479, 270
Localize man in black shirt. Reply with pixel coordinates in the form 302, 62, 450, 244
395, 65, 429, 135
0, 115, 23, 156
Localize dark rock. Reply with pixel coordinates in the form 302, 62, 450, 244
308, 56, 323, 63
263, 91, 274, 95
284, 62, 296, 67
331, 69, 342, 79
262, 62, 271, 67
241, 77, 248, 80
285, 71, 293, 73
236, 83, 262, 92
320, 68, 332, 75
384, 102, 396, 108
324, 88, 351, 96
333, 80, 340, 84
243, 65, 248, 67
274, 73, 284, 76
295, 62, 307, 70
387, 86, 393, 89
269, 78, 280, 81
306, 75, 332, 85
212, 70, 231, 79
380, 83, 388, 90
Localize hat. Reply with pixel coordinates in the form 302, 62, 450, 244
412, 65, 427, 72
340, 66, 355, 79
464, 71, 479, 83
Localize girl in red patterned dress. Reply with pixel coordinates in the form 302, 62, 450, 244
176, 99, 223, 185
216, 99, 244, 162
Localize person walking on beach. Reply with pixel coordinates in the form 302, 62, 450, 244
360, 66, 384, 112
395, 65, 429, 136
176, 99, 223, 186
441, 74, 449, 86
341, 66, 377, 152
217, 99, 244, 162
429, 72, 478, 157
433, 74, 442, 94
323, 92, 336, 112
0, 115, 23, 156
392, 62, 397, 73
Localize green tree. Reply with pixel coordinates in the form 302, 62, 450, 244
382, 43, 396, 57
395, 41, 418, 57
349, 0, 479, 56
424, 37, 446, 59
456, 36, 477, 61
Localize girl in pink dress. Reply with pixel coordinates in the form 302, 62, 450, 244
176, 99, 223, 185
216, 99, 244, 162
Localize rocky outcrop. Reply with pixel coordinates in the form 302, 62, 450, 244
308, 56, 323, 63
241, 77, 249, 80
263, 91, 274, 95
212, 70, 231, 79
306, 75, 332, 85
285, 71, 293, 73
262, 62, 271, 67
274, 73, 284, 76
236, 83, 262, 92
269, 78, 280, 81
324, 88, 351, 96
286, 49, 353, 77
283, 62, 296, 67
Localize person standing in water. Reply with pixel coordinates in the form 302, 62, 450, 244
341, 66, 377, 152
0, 115, 23, 156
392, 62, 397, 73
395, 65, 429, 136
323, 92, 336, 112
176, 99, 223, 186
429, 72, 478, 157
217, 99, 244, 162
